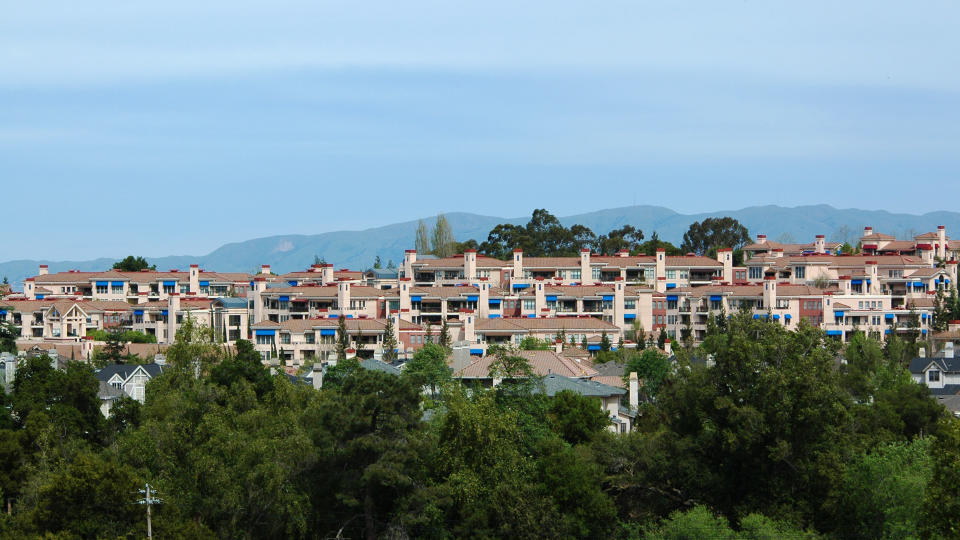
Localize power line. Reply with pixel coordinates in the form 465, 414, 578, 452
136, 483, 163, 539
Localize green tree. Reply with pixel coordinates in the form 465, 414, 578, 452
381, 318, 398, 364
657, 327, 667, 350
922, 417, 960, 538
547, 389, 610, 444
0, 320, 19, 354
623, 348, 671, 401
415, 220, 430, 254
680, 217, 751, 256
431, 213, 456, 258
372, 255, 382, 269
600, 330, 611, 352
828, 438, 932, 539
596, 225, 644, 255
438, 318, 452, 350
402, 343, 450, 399
112, 255, 155, 272
335, 315, 349, 361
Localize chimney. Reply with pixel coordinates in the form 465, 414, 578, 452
3, 354, 16, 386
337, 280, 351, 315
403, 250, 417, 280
464, 250, 477, 282
629, 371, 639, 410
269, 358, 280, 376
80, 338, 94, 362
554, 338, 563, 354
580, 249, 591, 283
716, 248, 733, 283
312, 363, 324, 390
321, 264, 334, 285
919, 347, 926, 358
756, 234, 767, 245
512, 249, 523, 282
618, 248, 629, 258
772, 248, 783, 258
663, 340, 672, 356
260, 264, 271, 275
189, 264, 200, 294
345, 348, 356, 360
252, 277, 267, 324
815, 235, 825, 254
945, 342, 955, 359
949, 320, 960, 332
864, 226, 873, 238
38, 264, 48, 276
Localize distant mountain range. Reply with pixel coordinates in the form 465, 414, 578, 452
3, 204, 959, 291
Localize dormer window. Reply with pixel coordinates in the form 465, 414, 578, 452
929, 370, 941, 382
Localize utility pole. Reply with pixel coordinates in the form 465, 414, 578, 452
137, 483, 163, 539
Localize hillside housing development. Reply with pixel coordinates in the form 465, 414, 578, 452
2, 225, 959, 367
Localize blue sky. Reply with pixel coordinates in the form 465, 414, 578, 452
2, 1, 959, 260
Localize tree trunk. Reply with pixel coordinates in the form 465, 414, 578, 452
364, 488, 376, 540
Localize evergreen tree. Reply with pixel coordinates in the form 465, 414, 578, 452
431, 214, 456, 258
600, 330, 611, 352
933, 287, 951, 332
382, 318, 398, 363
657, 327, 668, 349
373, 255, 382, 269
336, 315, 349, 361
438, 318, 452, 350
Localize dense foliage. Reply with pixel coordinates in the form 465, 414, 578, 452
0, 312, 956, 539
111, 256, 155, 272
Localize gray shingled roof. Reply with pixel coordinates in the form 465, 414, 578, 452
534, 374, 626, 398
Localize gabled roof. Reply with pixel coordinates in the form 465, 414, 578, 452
455, 349, 598, 379
360, 359, 401, 375
94, 363, 164, 383
908, 356, 960, 374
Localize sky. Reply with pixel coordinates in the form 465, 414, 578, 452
2, 1, 959, 260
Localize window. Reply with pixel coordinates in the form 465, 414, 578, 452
281, 334, 291, 344
256, 334, 274, 345
749, 267, 763, 280
679, 270, 689, 280
570, 270, 581, 280
96, 284, 108, 294
625, 299, 636, 309
665, 270, 676, 279
929, 370, 941, 382
228, 329, 240, 341
229, 315, 241, 326
592, 267, 601, 280
522, 299, 535, 311
667, 315, 678, 325
163, 284, 175, 294
112, 284, 123, 294
350, 300, 366, 310
794, 266, 806, 279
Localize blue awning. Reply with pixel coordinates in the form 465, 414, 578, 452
199, 280, 209, 287
329, 314, 338, 319
489, 314, 500, 318
885, 313, 895, 319
320, 329, 336, 336
96, 281, 108, 286
278, 296, 289, 302
773, 314, 780, 320
709, 295, 723, 301
0, 310, 6, 315
921, 313, 928, 319
161, 310, 168, 316
469, 349, 484, 356
527, 314, 536, 318
163, 281, 176, 287
134, 310, 144, 315
346, 315, 354, 318
624, 313, 636, 320
35, 295, 44, 299
753, 314, 760, 319
913, 281, 924, 287
784, 314, 792, 319
545, 295, 557, 302
666, 295, 678, 301
467, 295, 479, 302
922, 329, 928, 334
111, 281, 124, 287
602, 295, 614, 301
885, 329, 891, 334
851, 279, 862, 285
666, 283, 677, 289
512, 284, 529, 289
255, 329, 276, 336
588, 345, 601, 351
288, 280, 298, 286
488, 299, 501, 305
834, 311, 845, 317
826, 330, 842, 336
410, 296, 422, 302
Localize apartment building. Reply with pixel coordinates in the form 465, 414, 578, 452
20, 264, 253, 302
250, 315, 422, 363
